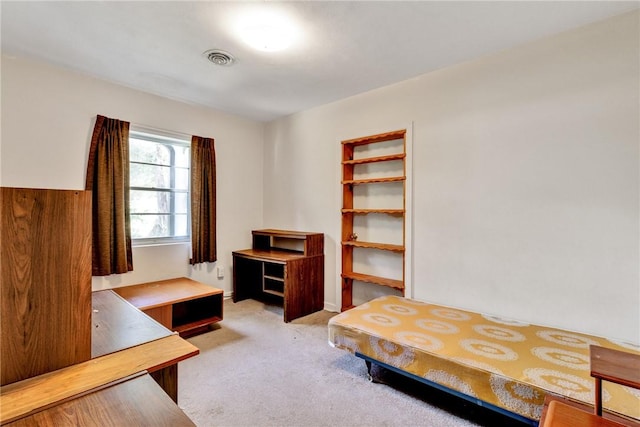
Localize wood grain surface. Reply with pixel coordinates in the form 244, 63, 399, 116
0, 334, 198, 423
1, 187, 92, 385
5, 374, 195, 426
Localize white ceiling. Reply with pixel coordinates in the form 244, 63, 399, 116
2, 1, 638, 122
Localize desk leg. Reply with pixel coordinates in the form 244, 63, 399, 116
150, 365, 178, 403
594, 377, 602, 416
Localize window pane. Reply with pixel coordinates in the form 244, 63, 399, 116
175, 213, 188, 237
175, 192, 188, 214
130, 163, 171, 189
130, 214, 171, 238
129, 129, 191, 244
174, 146, 190, 168
130, 138, 172, 165
174, 167, 189, 191
130, 190, 171, 214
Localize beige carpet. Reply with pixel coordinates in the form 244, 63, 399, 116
178, 299, 526, 427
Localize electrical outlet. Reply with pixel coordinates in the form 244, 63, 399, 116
217, 265, 224, 278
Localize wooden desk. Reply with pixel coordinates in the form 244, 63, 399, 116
539, 391, 640, 426
591, 345, 640, 416
92, 289, 173, 357
0, 334, 197, 424
4, 374, 195, 427
540, 344, 640, 427
92, 289, 198, 401
114, 277, 223, 337
544, 400, 623, 427
233, 229, 324, 322
0, 290, 200, 425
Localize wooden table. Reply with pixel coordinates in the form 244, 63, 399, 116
4, 373, 195, 427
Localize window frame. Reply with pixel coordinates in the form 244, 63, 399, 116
129, 126, 191, 247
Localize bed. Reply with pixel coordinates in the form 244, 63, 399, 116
328, 295, 640, 425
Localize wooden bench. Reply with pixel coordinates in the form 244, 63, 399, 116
114, 277, 223, 337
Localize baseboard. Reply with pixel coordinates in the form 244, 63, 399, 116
324, 302, 338, 313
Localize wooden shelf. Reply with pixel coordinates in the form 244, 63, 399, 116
342, 209, 404, 215
253, 229, 318, 240
342, 153, 405, 165
341, 130, 407, 312
263, 289, 285, 298
342, 272, 404, 290
173, 315, 223, 335
342, 129, 406, 146
342, 176, 405, 185
342, 240, 405, 252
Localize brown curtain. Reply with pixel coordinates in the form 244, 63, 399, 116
85, 115, 133, 276
190, 135, 217, 264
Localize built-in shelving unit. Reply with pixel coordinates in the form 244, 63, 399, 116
341, 130, 407, 311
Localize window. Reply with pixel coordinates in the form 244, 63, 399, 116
129, 128, 190, 245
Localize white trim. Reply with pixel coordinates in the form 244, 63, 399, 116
405, 122, 414, 299
132, 237, 190, 248
324, 302, 338, 313
335, 141, 343, 311
129, 127, 192, 245
130, 123, 191, 144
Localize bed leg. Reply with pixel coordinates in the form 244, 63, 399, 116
365, 360, 374, 382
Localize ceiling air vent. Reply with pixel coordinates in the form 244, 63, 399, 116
203, 49, 236, 66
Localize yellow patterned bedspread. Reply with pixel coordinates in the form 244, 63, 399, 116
328, 295, 640, 422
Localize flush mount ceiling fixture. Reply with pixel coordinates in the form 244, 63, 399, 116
203, 49, 236, 66
238, 9, 298, 52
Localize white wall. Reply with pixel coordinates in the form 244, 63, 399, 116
264, 11, 640, 343
1, 55, 265, 294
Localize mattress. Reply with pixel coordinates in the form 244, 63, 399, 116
328, 295, 640, 422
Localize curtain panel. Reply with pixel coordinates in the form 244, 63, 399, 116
85, 115, 133, 276
190, 135, 217, 264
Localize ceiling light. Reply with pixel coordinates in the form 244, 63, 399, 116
203, 49, 235, 66
239, 10, 297, 52
242, 24, 293, 52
